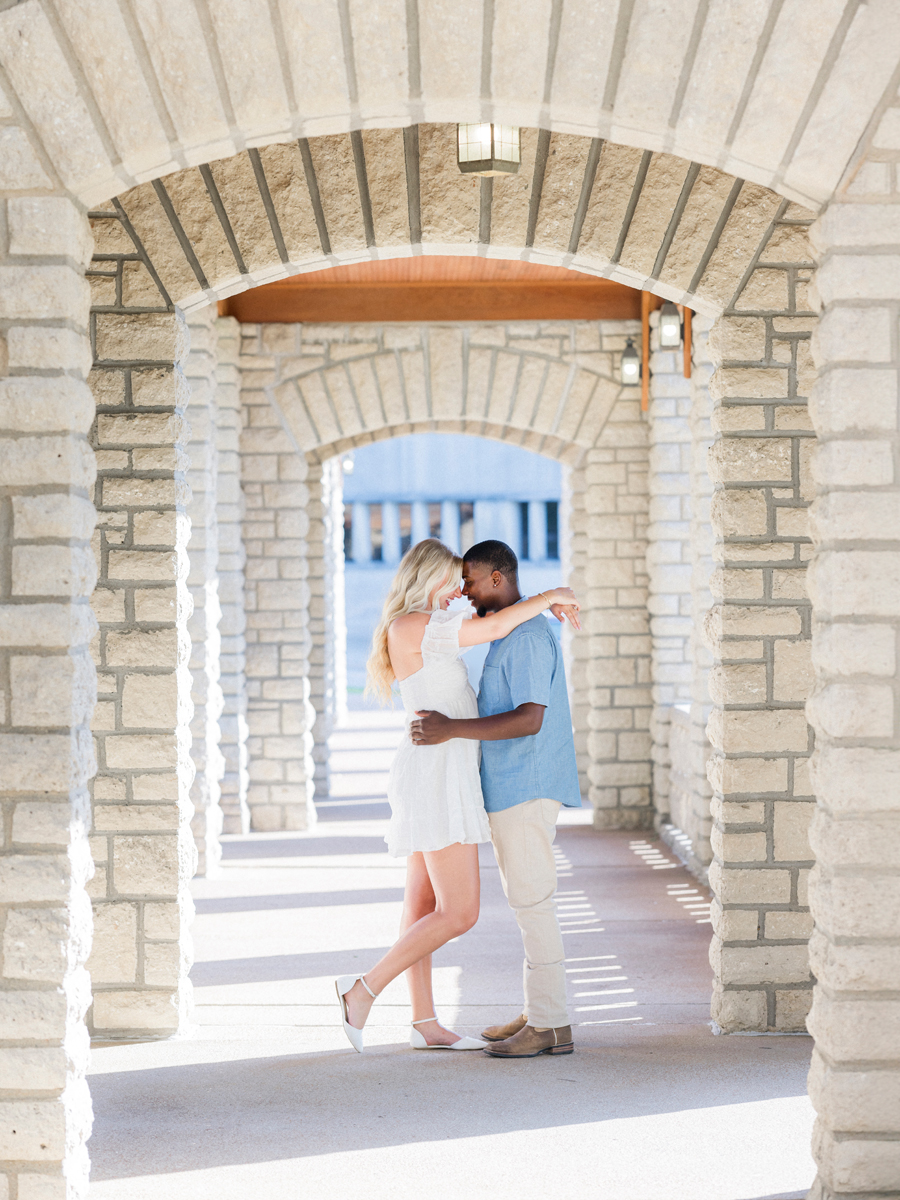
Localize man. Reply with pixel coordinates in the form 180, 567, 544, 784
410, 539, 582, 1058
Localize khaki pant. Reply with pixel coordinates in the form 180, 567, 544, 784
488, 798, 568, 1029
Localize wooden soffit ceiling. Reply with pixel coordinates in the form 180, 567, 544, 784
218, 256, 650, 323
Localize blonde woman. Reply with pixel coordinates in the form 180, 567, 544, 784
335, 538, 579, 1053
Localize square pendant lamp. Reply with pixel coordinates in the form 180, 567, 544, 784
457, 124, 521, 175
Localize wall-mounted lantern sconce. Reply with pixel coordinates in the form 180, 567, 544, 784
621, 339, 641, 386
659, 301, 682, 347
457, 124, 521, 176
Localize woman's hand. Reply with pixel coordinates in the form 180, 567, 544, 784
545, 587, 581, 630
550, 602, 581, 630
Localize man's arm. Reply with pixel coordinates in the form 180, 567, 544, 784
410, 703, 545, 746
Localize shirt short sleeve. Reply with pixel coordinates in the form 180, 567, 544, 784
421, 609, 466, 658
501, 631, 553, 709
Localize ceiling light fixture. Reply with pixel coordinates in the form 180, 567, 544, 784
457, 124, 521, 176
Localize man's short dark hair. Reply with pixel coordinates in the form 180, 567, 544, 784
463, 539, 519, 582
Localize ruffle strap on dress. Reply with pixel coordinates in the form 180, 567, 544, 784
421, 609, 467, 658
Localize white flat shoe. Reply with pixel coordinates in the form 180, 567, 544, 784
410, 1017, 488, 1051
335, 974, 376, 1053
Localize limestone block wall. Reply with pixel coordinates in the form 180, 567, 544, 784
704, 207, 818, 1032
239, 327, 316, 832
0, 199, 96, 1199
184, 308, 224, 877
805, 121, 900, 1199
85, 215, 195, 1038
308, 456, 347, 800
646, 313, 692, 831
214, 318, 250, 835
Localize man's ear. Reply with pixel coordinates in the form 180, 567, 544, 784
491, 570, 503, 587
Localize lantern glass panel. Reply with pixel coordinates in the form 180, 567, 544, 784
492, 125, 521, 164
458, 123, 493, 163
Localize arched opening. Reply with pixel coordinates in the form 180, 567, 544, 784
83, 129, 819, 1051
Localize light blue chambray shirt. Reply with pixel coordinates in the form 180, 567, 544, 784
477, 613, 582, 813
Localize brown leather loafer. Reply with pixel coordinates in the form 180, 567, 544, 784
483, 1024, 574, 1058
481, 1013, 528, 1042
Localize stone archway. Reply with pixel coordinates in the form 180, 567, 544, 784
99, 124, 808, 320
1, 0, 896, 209
1, 5, 899, 1183
83, 130, 820, 1081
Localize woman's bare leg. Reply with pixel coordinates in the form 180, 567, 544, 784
343, 841, 480, 1031
400, 853, 437, 1019
400, 852, 469, 1046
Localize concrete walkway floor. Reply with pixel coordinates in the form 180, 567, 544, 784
87, 709, 815, 1200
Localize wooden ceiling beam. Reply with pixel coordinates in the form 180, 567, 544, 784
216, 255, 662, 324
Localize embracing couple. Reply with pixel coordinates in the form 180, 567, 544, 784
336, 537, 582, 1059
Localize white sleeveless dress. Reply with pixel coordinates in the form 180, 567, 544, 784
385, 610, 491, 857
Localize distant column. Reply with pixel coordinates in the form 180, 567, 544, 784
411, 500, 430, 544
351, 502, 371, 562
441, 500, 460, 552
382, 501, 401, 563
528, 501, 547, 561
474, 500, 519, 549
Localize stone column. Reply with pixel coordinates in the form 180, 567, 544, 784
86, 216, 195, 1038
185, 308, 224, 876
683, 314, 716, 874
441, 500, 460, 553
528, 500, 548, 561
805, 127, 900, 1198
215, 317, 249, 835
565, 461, 590, 800
704, 212, 818, 1032
351, 502, 371, 562
240, 326, 316, 831
578, 390, 653, 828
382, 501, 401, 563
646, 313, 693, 831
308, 456, 347, 801
0, 198, 95, 1199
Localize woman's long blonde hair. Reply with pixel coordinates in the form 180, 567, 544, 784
365, 538, 463, 704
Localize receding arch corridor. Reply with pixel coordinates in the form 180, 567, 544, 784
85, 710, 813, 1200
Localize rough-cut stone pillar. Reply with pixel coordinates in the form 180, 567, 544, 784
575, 390, 652, 829
561, 464, 586, 795
215, 317, 249, 834
184, 307, 224, 876
704, 208, 818, 1032
680, 314, 716, 874
308, 456, 347, 801
240, 325, 315, 831
805, 128, 900, 1198
646, 313, 692, 831
86, 215, 195, 1037
0, 198, 96, 1199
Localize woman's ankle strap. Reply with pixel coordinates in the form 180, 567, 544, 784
411, 1016, 438, 1025
360, 975, 377, 999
